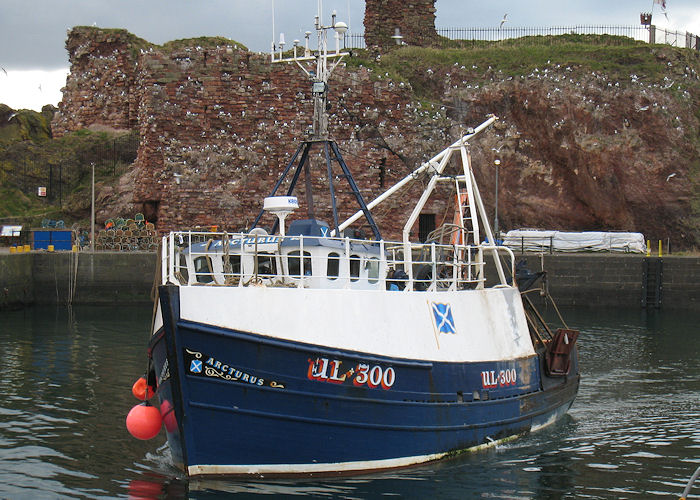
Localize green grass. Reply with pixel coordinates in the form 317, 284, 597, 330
0, 187, 35, 218
162, 36, 248, 52
70, 27, 249, 62
346, 35, 700, 99
72, 26, 153, 50
0, 128, 139, 223
0, 105, 52, 144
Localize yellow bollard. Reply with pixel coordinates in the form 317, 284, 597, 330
23, 244, 30, 252
48, 244, 55, 252
9, 246, 16, 254
16, 245, 23, 253
658, 240, 662, 257
646, 240, 651, 257
72, 245, 78, 252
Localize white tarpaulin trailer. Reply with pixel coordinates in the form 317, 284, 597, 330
502, 230, 647, 253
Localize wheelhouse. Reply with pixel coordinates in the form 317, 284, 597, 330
176, 219, 390, 291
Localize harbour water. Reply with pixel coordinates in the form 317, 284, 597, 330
0, 305, 698, 499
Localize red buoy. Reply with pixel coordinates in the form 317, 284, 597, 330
160, 399, 178, 433
131, 376, 155, 401
126, 402, 162, 440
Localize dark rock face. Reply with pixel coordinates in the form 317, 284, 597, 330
51, 27, 700, 247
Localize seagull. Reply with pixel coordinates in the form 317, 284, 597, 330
38, 84, 42, 92
666, 173, 676, 181
499, 13, 508, 29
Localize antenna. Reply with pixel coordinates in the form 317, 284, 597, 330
270, 0, 349, 140
271, 0, 276, 54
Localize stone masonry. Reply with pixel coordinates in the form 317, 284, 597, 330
53, 27, 454, 240
364, 0, 439, 50
52, 27, 146, 133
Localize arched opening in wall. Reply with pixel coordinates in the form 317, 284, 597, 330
142, 201, 160, 225
419, 213, 436, 242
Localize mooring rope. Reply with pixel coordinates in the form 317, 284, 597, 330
681, 463, 700, 499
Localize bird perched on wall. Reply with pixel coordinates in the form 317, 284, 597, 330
499, 14, 508, 29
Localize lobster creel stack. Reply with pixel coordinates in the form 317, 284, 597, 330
95, 221, 158, 251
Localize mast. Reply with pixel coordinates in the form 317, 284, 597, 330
271, 7, 347, 139
253, 5, 381, 239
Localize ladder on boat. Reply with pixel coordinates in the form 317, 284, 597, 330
451, 178, 478, 246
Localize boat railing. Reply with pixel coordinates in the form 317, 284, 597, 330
161, 231, 516, 291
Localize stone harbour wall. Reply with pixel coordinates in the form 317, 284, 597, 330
0, 253, 33, 309
2, 252, 700, 310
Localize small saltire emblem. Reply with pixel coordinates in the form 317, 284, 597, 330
431, 302, 456, 334
190, 359, 203, 373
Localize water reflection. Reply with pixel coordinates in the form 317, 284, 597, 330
0, 306, 698, 498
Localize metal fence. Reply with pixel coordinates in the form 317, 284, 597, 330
1, 133, 140, 206
344, 25, 700, 50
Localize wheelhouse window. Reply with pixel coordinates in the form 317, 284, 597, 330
194, 255, 214, 284
227, 254, 241, 275
367, 257, 380, 284
327, 252, 340, 280
257, 253, 277, 277
288, 250, 312, 278
350, 254, 361, 282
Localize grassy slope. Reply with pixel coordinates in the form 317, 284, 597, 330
348, 35, 700, 99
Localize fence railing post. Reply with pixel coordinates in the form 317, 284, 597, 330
344, 25, 696, 49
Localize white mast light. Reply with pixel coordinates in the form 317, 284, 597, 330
334, 21, 348, 35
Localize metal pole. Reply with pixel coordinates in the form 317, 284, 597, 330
494, 159, 500, 240
338, 116, 498, 233
90, 163, 95, 252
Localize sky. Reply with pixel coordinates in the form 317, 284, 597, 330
1, 0, 699, 111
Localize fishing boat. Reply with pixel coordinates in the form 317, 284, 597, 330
127, 9, 580, 477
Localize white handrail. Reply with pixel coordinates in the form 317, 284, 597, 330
336, 115, 497, 235
161, 230, 515, 291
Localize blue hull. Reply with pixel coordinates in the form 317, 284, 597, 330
150, 285, 579, 476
